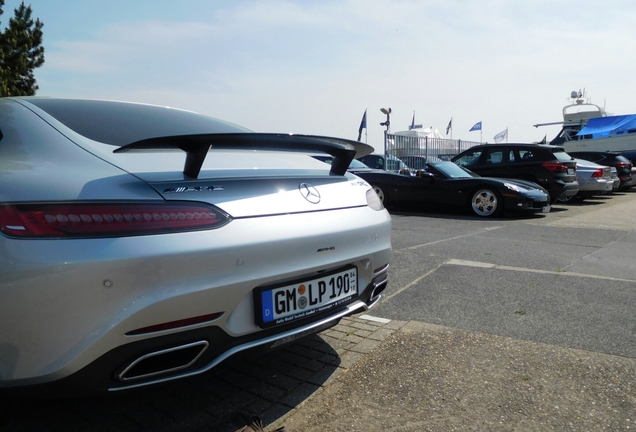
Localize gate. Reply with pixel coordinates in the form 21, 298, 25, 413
385, 133, 481, 162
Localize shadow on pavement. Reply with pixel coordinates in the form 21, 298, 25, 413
0, 333, 341, 432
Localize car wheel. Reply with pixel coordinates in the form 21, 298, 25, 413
470, 188, 502, 217
371, 184, 388, 206
556, 194, 574, 203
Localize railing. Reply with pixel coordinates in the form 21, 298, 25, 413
386, 133, 481, 161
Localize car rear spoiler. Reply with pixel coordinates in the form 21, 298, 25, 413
114, 133, 373, 179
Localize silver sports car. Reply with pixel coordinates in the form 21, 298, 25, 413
0, 98, 392, 395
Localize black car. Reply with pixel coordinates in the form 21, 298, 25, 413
316, 157, 550, 217
567, 151, 635, 190
451, 144, 579, 204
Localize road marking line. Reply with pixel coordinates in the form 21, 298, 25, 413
396, 226, 504, 252
446, 259, 636, 283
379, 263, 445, 304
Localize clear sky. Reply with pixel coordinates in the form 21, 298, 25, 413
4, 0, 636, 152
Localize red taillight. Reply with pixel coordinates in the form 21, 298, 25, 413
542, 161, 568, 173
0, 202, 231, 238
590, 169, 604, 178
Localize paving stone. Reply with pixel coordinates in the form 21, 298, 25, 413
284, 365, 316, 381
348, 338, 384, 354
351, 328, 373, 338
283, 342, 322, 359
301, 358, 332, 372
336, 350, 365, 369
242, 397, 274, 418
279, 382, 322, 407
258, 403, 293, 429
383, 319, 408, 330
316, 352, 340, 366
218, 369, 256, 391
366, 327, 399, 341
350, 322, 381, 332
320, 327, 342, 337
266, 373, 302, 392
277, 351, 313, 367
294, 335, 324, 350
249, 382, 287, 402
344, 333, 365, 344
307, 365, 345, 387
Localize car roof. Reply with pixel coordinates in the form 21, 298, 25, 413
569, 151, 622, 155
473, 143, 565, 150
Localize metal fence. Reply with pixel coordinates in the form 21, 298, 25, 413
386, 133, 481, 162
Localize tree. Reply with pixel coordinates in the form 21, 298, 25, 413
0, 1, 45, 96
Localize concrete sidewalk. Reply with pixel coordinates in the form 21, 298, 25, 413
271, 316, 636, 431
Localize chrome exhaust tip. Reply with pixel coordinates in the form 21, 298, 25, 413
369, 276, 388, 302
118, 340, 209, 382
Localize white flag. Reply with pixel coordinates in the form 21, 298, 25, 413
494, 128, 508, 143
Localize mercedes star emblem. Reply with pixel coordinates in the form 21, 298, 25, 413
299, 183, 321, 204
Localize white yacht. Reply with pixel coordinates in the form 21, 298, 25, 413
534, 90, 636, 154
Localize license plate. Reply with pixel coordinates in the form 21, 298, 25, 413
542, 205, 551, 213
255, 266, 358, 328
567, 168, 575, 175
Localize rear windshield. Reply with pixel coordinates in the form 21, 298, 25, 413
552, 150, 575, 162
616, 155, 631, 164
26, 99, 251, 146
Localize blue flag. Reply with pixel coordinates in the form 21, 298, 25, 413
469, 121, 482, 132
357, 109, 367, 141
409, 112, 415, 130
446, 118, 452, 135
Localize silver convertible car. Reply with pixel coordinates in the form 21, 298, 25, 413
0, 98, 392, 395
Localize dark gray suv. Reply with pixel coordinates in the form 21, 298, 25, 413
451, 144, 579, 204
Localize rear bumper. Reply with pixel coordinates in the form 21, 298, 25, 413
577, 179, 613, 195
1, 270, 389, 397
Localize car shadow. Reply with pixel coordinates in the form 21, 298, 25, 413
386, 202, 550, 220
0, 334, 341, 432
554, 196, 613, 207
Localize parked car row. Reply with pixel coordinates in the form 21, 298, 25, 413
317, 156, 551, 218
352, 144, 634, 215
450, 145, 633, 202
